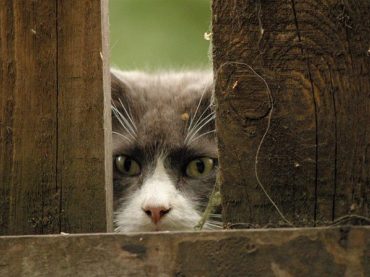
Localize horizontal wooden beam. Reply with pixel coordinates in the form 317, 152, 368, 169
0, 227, 369, 276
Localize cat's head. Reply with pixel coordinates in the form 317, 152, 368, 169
111, 69, 219, 232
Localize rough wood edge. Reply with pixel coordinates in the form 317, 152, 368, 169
1, 227, 369, 276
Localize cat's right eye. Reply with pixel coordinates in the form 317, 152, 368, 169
185, 157, 214, 178
115, 155, 141, 176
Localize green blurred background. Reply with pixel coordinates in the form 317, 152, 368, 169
109, 0, 211, 70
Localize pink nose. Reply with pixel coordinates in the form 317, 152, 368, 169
143, 206, 171, 224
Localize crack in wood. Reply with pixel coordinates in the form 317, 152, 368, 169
291, 0, 319, 225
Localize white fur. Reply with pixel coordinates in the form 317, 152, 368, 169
114, 158, 201, 232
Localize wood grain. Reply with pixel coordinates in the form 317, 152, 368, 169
213, 0, 370, 226
0, 1, 58, 235
0, 0, 112, 235
0, 227, 369, 276
57, 0, 112, 233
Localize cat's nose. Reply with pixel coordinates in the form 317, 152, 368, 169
142, 206, 171, 224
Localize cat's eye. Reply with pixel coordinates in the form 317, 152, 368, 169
185, 157, 214, 178
115, 155, 141, 176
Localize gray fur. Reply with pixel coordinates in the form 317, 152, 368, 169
111, 69, 219, 231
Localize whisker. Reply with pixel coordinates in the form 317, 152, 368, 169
111, 101, 127, 128
127, 105, 137, 132
111, 107, 128, 132
189, 129, 216, 144
187, 114, 216, 144
186, 111, 215, 142
187, 101, 213, 140
112, 105, 136, 140
207, 217, 223, 223
118, 98, 137, 132
190, 110, 215, 133
187, 84, 209, 134
204, 222, 223, 229
112, 99, 136, 139
209, 213, 222, 218
113, 100, 136, 138
112, 131, 131, 142
206, 220, 223, 225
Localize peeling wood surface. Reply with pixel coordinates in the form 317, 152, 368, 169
0, 0, 112, 235
0, 227, 369, 276
213, 0, 370, 226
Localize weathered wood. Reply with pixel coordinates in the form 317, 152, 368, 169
213, 0, 370, 226
0, 0, 112, 235
0, 227, 369, 276
0, 1, 58, 235
57, 0, 112, 233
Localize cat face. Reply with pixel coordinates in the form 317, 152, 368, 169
111, 70, 219, 232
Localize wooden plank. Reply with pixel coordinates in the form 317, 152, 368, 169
0, 1, 58, 235
0, 227, 369, 276
213, 0, 370, 226
57, 0, 112, 233
0, 0, 112, 234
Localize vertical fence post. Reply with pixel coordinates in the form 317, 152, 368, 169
57, 0, 112, 233
0, 0, 112, 235
213, 0, 370, 227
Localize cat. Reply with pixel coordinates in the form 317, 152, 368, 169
111, 69, 221, 232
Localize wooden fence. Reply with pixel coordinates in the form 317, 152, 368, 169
0, 0, 112, 235
214, 0, 370, 227
0, 0, 369, 276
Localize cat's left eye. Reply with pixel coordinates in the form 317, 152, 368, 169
115, 155, 141, 176
185, 157, 214, 178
